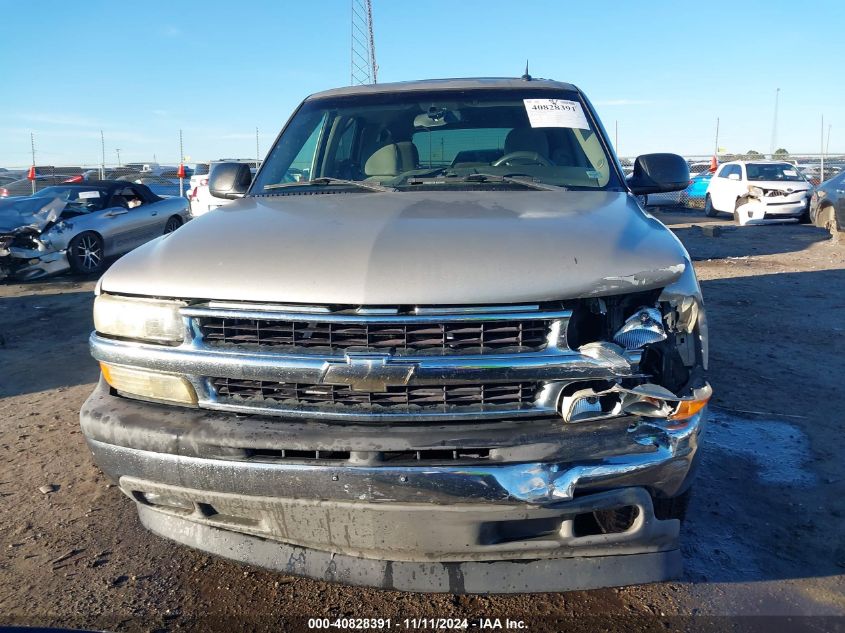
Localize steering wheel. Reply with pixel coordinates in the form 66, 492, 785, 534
492, 151, 554, 168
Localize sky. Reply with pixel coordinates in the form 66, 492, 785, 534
1, 0, 843, 168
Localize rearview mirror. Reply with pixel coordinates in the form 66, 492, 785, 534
627, 153, 690, 195
209, 162, 252, 200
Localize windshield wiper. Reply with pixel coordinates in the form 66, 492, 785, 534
264, 177, 396, 193
458, 173, 566, 192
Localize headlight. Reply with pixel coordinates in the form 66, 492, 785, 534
748, 185, 764, 197
100, 362, 197, 405
94, 294, 185, 343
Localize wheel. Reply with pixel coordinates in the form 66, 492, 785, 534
67, 232, 105, 275
816, 205, 837, 232
653, 488, 693, 523
704, 194, 718, 217
798, 207, 811, 224
164, 215, 183, 234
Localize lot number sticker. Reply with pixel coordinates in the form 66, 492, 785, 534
524, 99, 590, 130
78, 191, 100, 199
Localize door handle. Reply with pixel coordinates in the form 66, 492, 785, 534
105, 209, 128, 217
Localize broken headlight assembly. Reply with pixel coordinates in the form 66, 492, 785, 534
94, 294, 186, 344
560, 266, 709, 425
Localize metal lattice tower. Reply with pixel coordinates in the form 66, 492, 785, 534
351, 0, 377, 85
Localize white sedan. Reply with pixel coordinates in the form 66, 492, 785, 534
704, 160, 811, 225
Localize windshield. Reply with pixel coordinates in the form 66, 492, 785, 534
33, 186, 108, 211
252, 88, 621, 193
746, 163, 805, 182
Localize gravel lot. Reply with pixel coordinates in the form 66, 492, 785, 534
0, 211, 843, 632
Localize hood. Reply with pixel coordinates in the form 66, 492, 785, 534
0, 196, 66, 233
101, 190, 689, 305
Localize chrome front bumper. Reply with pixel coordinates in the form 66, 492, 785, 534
81, 378, 704, 590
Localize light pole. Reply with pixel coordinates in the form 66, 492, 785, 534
769, 88, 780, 158
115, 148, 121, 167
100, 130, 105, 179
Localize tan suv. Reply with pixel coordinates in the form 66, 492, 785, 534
82, 77, 709, 593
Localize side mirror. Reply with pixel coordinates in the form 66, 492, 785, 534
728, 173, 740, 181
627, 153, 690, 195
209, 162, 252, 200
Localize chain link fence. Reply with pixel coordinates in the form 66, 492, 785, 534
3, 153, 844, 206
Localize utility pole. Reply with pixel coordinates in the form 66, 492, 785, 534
255, 127, 260, 169
116, 148, 121, 167
820, 115, 825, 182
714, 117, 720, 157
30, 132, 36, 195
100, 130, 105, 179
614, 120, 618, 152
179, 129, 184, 197
769, 88, 780, 158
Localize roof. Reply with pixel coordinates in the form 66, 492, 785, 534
307, 77, 579, 100
46, 180, 125, 188
722, 159, 795, 165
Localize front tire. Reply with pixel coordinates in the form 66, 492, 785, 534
704, 194, 718, 217
164, 215, 183, 233
815, 205, 837, 231
67, 232, 105, 275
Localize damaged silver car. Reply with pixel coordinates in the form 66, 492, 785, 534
81, 77, 710, 593
0, 182, 190, 280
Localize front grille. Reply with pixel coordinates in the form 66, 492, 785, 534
198, 317, 551, 355
211, 377, 539, 411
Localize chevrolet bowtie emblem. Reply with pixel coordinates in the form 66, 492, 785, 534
320, 353, 415, 392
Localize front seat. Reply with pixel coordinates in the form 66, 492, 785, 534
503, 128, 550, 159
364, 142, 419, 180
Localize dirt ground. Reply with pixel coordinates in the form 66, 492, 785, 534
0, 209, 843, 632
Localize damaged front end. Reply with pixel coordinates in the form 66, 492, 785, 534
81, 261, 710, 592
0, 197, 70, 281
735, 184, 810, 225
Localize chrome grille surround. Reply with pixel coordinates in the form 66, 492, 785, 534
189, 303, 555, 356
91, 302, 644, 421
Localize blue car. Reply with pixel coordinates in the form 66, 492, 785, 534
683, 171, 713, 200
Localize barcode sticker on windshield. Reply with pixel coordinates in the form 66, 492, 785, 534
78, 191, 100, 199
523, 99, 589, 129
